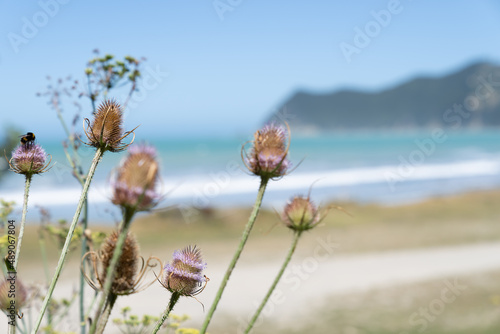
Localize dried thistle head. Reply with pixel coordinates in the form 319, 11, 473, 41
83, 100, 136, 152
7, 143, 51, 175
282, 196, 321, 232
111, 144, 160, 211
244, 123, 290, 179
162, 246, 208, 297
0, 276, 28, 314
99, 230, 139, 294
81, 230, 161, 296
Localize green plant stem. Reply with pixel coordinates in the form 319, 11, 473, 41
84, 290, 99, 322
32, 147, 104, 334
13, 174, 32, 270
152, 292, 181, 334
199, 177, 269, 334
80, 199, 89, 334
55, 104, 71, 139
38, 232, 50, 283
52, 291, 78, 328
94, 293, 117, 334
54, 82, 88, 334
245, 231, 302, 333
21, 315, 28, 334
8, 317, 16, 334
27, 301, 32, 334
86, 73, 97, 114
37, 230, 53, 325
54, 99, 84, 183
90, 207, 135, 334
7, 176, 29, 334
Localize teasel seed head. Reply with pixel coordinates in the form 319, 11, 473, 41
0, 276, 28, 314
83, 100, 137, 152
81, 230, 162, 296
244, 123, 290, 179
111, 144, 160, 211
99, 230, 139, 295
7, 143, 52, 175
282, 196, 321, 232
162, 246, 207, 297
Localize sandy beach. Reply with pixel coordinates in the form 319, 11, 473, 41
2, 242, 500, 333
2, 189, 500, 333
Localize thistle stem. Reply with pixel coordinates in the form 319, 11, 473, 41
7, 321, 16, 334
90, 207, 135, 334
84, 290, 99, 321
94, 293, 117, 334
79, 199, 89, 334
13, 174, 32, 270
245, 231, 302, 333
32, 147, 104, 334
37, 229, 53, 325
9, 174, 32, 332
152, 292, 181, 334
54, 82, 88, 334
199, 177, 269, 333
38, 231, 50, 283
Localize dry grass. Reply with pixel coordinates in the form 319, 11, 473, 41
6, 189, 500, 333
14, 189, 500, 271
129, 189, 500, 259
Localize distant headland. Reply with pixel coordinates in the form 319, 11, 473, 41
267, 62, 500, 133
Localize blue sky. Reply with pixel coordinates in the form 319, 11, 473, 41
1, 0, 500, 140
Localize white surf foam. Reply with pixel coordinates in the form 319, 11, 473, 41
3, 159, 500, 208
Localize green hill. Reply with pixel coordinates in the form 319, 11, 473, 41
268, 62, 500, 131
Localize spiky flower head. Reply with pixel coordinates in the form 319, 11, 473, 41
0, 276, 28, 315
245, 123, 290, 179
282, 196, 321, 232
98, 230, 139, 295
7, 143, 51, 175
83, 100, 136, 152
163, 246, 207, 297
111, 144, 160, 211
81, 230, 161, 296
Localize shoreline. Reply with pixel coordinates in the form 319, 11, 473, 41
4, 175, 500, 225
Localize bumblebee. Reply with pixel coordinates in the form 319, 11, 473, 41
20, 132, 36, 148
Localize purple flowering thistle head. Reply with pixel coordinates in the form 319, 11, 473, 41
163, 246, 207, 297
8, 143, 51, 175
83, 100, 138, 152
282, 196, 321, 232
244, 123, 290, 179
111, 144, 160, 211
0, 276, 28, 313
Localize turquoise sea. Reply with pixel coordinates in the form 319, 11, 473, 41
1, 129, 500, 223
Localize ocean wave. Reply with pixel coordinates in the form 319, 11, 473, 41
3, 159, 500, 208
